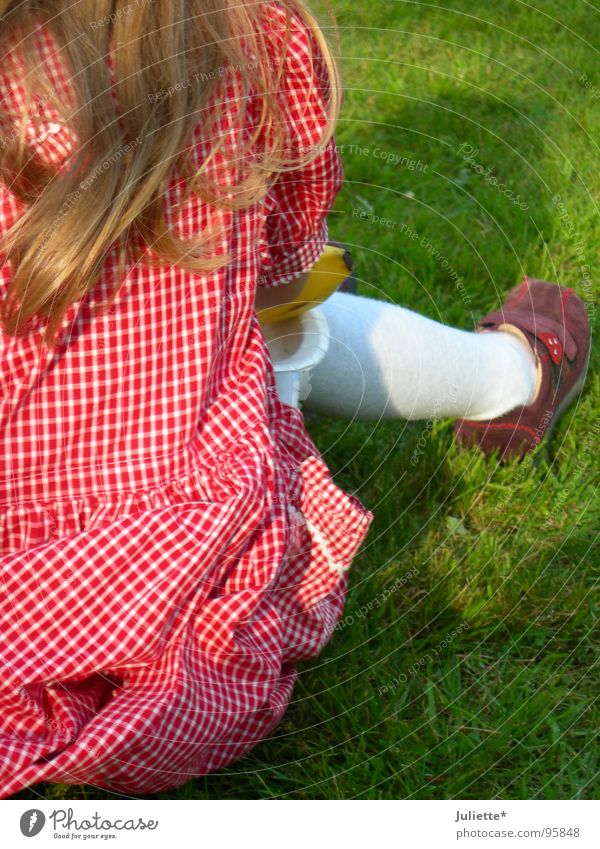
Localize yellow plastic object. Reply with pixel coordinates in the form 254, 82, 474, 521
256, 243, 354, 326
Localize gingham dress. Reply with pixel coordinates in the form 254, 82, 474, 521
0, 5, 373, 796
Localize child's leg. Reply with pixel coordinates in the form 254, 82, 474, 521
301, 290, 539, 422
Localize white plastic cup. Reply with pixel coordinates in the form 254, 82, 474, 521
261, 307, 330, 409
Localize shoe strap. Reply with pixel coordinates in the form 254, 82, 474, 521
479, 308, 577, 365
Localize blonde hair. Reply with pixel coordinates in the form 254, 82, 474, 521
0, 0, 341, 350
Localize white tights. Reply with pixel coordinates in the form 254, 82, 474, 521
301, 291, 538, 422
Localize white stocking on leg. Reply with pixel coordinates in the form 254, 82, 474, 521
301, 291, 538, 422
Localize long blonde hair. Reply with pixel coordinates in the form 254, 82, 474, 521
0, 0, 341, 350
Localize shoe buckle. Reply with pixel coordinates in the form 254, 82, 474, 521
539, 332, 563, 365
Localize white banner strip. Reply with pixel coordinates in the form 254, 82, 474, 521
1, 799, 598, 848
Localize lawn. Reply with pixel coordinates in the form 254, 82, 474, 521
16, 0, 599, 801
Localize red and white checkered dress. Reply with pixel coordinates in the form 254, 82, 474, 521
0, 4, 373, 796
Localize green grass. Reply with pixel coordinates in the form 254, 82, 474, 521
16, 0, 599, 801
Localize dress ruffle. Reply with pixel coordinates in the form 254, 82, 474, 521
0, 395, 373, 797
0, 0, 374, 797
0, 458, 248, 555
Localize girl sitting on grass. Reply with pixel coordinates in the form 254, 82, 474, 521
0, 0, 589, 797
